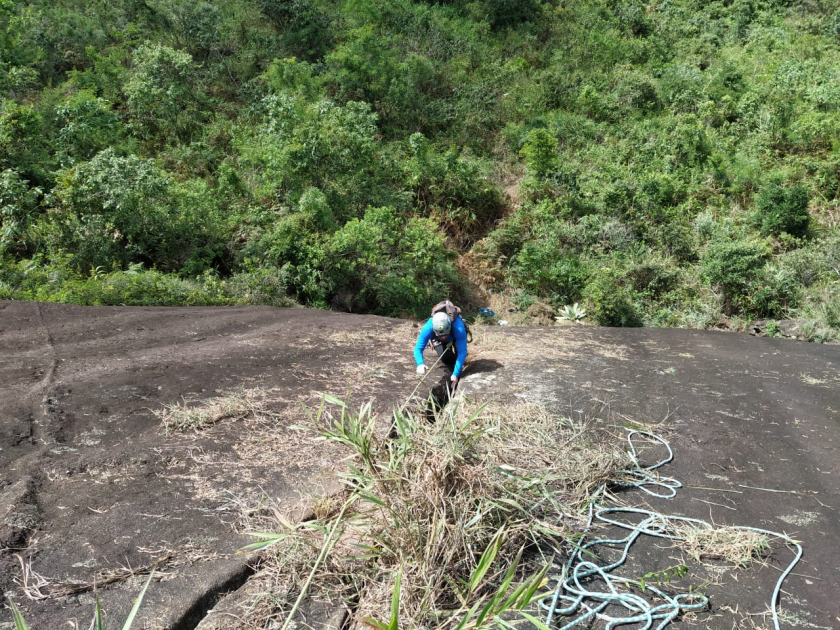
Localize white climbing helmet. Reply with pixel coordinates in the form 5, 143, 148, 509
432, 312, 452, 336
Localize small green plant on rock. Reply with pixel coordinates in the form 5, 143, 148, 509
556, 303, 587, 322
241, 395, 630, 629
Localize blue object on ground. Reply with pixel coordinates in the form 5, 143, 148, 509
478, 308, 495, 318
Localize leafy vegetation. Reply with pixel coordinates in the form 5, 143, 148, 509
1, 0, 840, 336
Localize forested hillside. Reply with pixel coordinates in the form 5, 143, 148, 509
2, 0, 839, 339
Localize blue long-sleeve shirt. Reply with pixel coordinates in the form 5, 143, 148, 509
413, 316, 468, 378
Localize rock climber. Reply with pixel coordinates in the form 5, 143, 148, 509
414, 300, 469, 390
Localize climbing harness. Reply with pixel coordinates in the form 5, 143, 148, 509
541, 430, 803, 630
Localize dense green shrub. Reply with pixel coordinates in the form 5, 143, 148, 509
670, 115, 711, 167
748, 263, 800, 318
509, 241, 588, 305
778, 235, 840, 287
257, 0, 332, 58
124, 43, 204, 143
753, 183, 810, 238
478, 0, 541, 29
659, 65, 704, 113
0, 168, 41, 255
170, 1, 222, 60
241, 95, 387, 221
407, 132, 501, 243
53, 91, 125, 167
46, 150, 225, 272
0, 101, 52, 184
576, 215, 634, 252
326, 206, 456, 318
623, 259, 678, 297
700, 238, 769, 313
585, 277, 641, 327
63, 268, 234, 306
612, 67, 659, 113
519, 128, 559, 180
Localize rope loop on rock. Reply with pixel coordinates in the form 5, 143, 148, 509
540, 431, 802, 630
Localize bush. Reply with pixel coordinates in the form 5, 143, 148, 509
778, 234, 840, 287
46, 150, 226, 273
753, 183, 810, 238
519, 128, 559, 180
659, 65, 703, 113
63, 268, 233, 306
585, 278, 642, 327
0, 168, 41, 255
257, 0, 332, 58
623, 259, 678, 297
124, 43, 203, 143
670, 114, 711, 167
326, 206, 457, 318
612, 67, 659, 113
244, 95, 385, 221
748, 263, 800, 318
238, 211, 327, 305
53, 90, 123, 167
509, 241, 588, 305
701, 238, 769, 313
576, 215, 634, 252
479, 0, 541, 29
225, 268, 299, 307
0, 101, 52, 184
407, 133, 501, 243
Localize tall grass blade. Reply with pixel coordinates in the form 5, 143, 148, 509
121, 569, 155, 630
388, 570, 401, 630
9, 600, 30, 630
519, 611, 554, 630
467, 527, 505, 595
92, 595, 104, 630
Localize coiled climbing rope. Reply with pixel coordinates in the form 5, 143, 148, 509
540, 430, 803, 630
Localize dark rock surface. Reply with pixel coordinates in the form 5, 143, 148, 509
2, 303, 839, 629
0, 302, 427, 629
461, 325, 840, 629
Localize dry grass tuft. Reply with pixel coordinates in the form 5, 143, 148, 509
676, 525, 771, 568
236, 396, 632, 630
154, 388, 266, 434
800, 373, 828, 385
15, 542, 221, 601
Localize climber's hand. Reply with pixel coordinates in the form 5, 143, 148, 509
450, 375, 459, 388
416, 364, 427, 375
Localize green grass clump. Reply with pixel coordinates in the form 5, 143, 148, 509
238, 395, 629, 629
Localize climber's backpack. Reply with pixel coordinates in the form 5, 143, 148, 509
431, 300, 473, 343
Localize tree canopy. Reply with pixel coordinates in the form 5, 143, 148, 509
1, 0, 839, 336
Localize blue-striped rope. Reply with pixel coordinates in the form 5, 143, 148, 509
540, 430, 803, 630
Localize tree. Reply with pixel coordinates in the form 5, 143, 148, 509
124, 43, 203, 143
